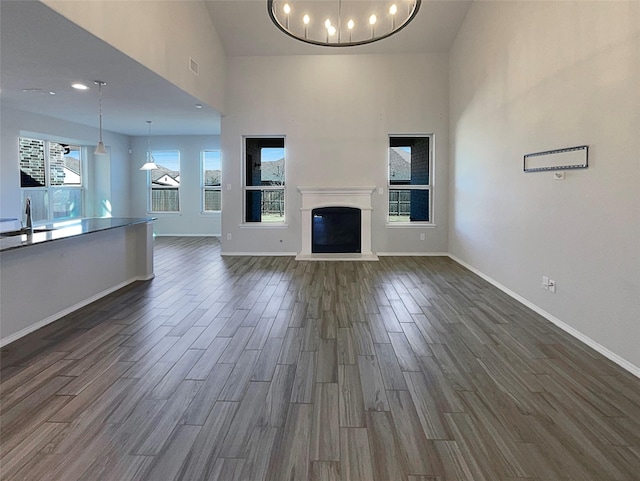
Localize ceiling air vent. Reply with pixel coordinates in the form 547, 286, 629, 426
189, 57, 199, 75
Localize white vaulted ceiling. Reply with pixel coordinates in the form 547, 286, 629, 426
0, 1, 472, 137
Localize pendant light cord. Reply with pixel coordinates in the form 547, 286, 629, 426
98, 83, 104, 142
147, 121, 153, 162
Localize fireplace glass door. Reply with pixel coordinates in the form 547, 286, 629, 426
312, 207, 361, 253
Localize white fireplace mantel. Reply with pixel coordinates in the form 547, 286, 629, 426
296, 186, 378, 261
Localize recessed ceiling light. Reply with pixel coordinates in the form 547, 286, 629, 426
72, 83, 89, 90
195, 104, 203, 109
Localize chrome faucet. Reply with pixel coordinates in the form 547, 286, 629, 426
25, 197, 33, 233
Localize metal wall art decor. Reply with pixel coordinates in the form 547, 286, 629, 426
524, 145, 588, 172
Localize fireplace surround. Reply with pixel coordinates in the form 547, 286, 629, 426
297, 187, 378, 261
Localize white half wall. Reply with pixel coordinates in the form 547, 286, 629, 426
449, 1, 640, 368
221, 53, 449, 255
0, 222, 154, 345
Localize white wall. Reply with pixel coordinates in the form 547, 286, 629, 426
42, 0, 226, 113
129, 135, 222, 236
0, 106, 131, 221
221, 53, 449, 255
449, 1, 640, 369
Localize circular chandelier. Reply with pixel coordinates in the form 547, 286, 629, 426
267, 0, 421, 47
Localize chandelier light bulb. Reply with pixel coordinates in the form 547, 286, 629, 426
303, 13, 310, 39
328, 25, 337, 36
369, 14, 377, 25
325, 18, 332, 29
283, 3, 290, 28
389, 3, 398, 28
347, 19, 354, 29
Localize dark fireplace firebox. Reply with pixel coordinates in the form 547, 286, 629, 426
312, 207, 361, 254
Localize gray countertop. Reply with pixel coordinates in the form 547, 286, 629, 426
0, 217, 156, 253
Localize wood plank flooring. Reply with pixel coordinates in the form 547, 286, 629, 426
1, 236, 639, 481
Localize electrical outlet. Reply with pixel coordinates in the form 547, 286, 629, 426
542, 276, 549, 289
226, 233, 232, 240
378, 187, 384, 195
548, 279, 556, 293
420, 233, 426, 241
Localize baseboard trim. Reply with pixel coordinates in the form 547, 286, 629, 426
448, 254, 640, 379
376, 251, 449, 257
295, 252, 379, 261
0, 276, 148, 348
221, 252, 297, 257
220, 251, 449, 258
154, 234, 220, 237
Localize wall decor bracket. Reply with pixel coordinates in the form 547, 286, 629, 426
524, 145, 588, 172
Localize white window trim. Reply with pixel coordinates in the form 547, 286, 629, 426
147, 150, 181, 214
241, 135, 287, 226
386, 133, 435, 227
202, 150, 222, 214
202, 187, 222, 215
19, 137, 85, 224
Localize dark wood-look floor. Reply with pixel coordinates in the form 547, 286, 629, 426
1, 237, 639, 481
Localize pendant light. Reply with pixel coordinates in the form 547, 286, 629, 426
93, 80, 108, 155
139, 120, 159, 170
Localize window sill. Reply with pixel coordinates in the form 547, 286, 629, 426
239, 223, 289, 229
386, 222, 436, 228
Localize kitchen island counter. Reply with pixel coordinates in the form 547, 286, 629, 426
0, 217, 156, 346
0, 217, 156, 252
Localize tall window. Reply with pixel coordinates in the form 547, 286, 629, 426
148, 150, 180, 213
244, 137, 285, 223
19, 137, 83, 223
388, 135, 432, 223
202, 150, 221, 212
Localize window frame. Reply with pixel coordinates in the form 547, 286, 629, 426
202, 149, 222, 214
19, 137, 85, 224
387, 133, 434, 226
242, 136, 286, 225
147, 149, 181, 214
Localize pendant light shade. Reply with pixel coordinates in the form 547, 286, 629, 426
140, 120, 159, 170
139, 161, 158, 170
140, 161, 159, 170
94, 141, 107, 156
94, 80, 108, 155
